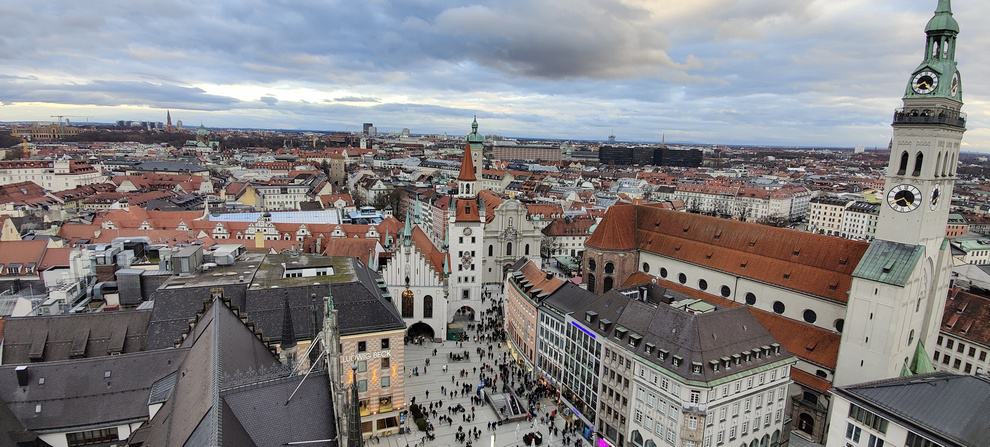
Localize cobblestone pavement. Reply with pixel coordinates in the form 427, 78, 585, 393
372, 287, 593, 447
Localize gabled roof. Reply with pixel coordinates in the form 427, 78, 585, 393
588, 205, 870, 303
411, 226, 447, 277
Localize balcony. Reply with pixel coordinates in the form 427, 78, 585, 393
893, 107, 966, 129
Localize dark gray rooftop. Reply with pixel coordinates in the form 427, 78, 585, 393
0, 348, 188, 432
834, 372, 990, 447
1, 310, 152, 364
549, 283, 790, 382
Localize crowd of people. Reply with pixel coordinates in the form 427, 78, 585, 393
401, 286, 592, 447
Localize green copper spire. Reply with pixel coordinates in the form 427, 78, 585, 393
904, 0, 962, 101
467, 116, 483, 144
927, 0, 958, 34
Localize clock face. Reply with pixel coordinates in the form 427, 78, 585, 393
930, 185, 941, 211
912, 71, 939, 95
461, 255, 472, 267
887, 184, 923, 213
463, 227, 472, 236
950, 72, 960, 97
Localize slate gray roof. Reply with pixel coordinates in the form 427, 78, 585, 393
332, 258, 404, 335
146, 256, 403, 348
132, 297, 338, 447
550, 283, 791, 382
1, 310, 151, 364
0, 348, 188, 432
132, 297, 282, 446
220, 372, 338, 447
834, 372, 990, 447
853, 239, 924, 286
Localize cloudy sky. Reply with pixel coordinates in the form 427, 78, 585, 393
0, 0, 987, 149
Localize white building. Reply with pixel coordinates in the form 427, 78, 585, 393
381, 211, 449, 340
0, 159, 105, 192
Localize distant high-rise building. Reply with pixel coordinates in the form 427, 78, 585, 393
362, 122, 374, 135
401, 128, 411, 138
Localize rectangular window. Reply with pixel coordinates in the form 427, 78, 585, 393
66, 428, 119, 447
358, 341, 367, 352
906, 432, 941, 447
691, 390, 700, 404
358, 379, 368, 392
846, 423, 862, 442
868, 434, 885, 447
381, 376, 391, 388
381, 358, 390, 369
688, 415, 698, 430
358, 360, 367, 372
848, 403, 889, 433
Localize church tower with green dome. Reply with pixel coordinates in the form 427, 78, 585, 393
836, 0, 965, 387
465, 116, 484, 181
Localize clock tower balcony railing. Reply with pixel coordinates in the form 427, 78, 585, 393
893, 107, 966, 129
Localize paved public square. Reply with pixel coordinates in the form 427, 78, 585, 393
373, 286, 594, 447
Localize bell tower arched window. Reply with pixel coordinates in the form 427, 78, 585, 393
934, 151, 942, 177
506, 242, 512, 256
897, 151, 909, 175
913, 151, 923, 176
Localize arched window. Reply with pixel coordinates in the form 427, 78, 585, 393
913, 151, 924, 176
524, 244, 530, 256
942, 151, 950, 176
771, 430, 781, 447
588, 259, 597, 271
745, 292, 756, 305
798, 413, 815, 435
772, 301, 785, 314
603, 276, 614, 293
506, 242, 513, 256
631, 430, 644, 447
604, 262, 615, 274
720, 285, 731, 297
402, 294, 414, 318
950, 153, 957, 175
642, 262, 650, 273
587, 274, 596, 291
488, 245, 494, 257
897, 151, 909, 175
750, 440, 758, 447
423, 295, 433, 318
698, 279, 708, 291
803, 309, 817, 324
761, 434, 770, 447
908, 329, 915, 345
934, 151, 943, 177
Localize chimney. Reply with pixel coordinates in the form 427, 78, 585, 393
15, 366, 28, 387
545, 272, 554, 281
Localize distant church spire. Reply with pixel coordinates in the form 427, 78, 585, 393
165, 110, 173, 132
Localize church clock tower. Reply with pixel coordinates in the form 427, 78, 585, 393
876, 0, 964, 246
835, 0, 964, 387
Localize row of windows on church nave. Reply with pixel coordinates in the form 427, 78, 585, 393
633, 261, 845, 332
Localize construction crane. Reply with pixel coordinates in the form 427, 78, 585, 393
50, 115, 91, 126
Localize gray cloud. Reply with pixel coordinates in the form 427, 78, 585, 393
0, 0, 988, 148
0, 78, 241, 111
333, 96, 381, 103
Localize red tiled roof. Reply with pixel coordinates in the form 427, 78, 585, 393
942, 288, 990, 347
790, 368, 832, 393
323, 237, 378, 260
0, 240, 47, 265
457, 144, 477, 181
39, 247, 71, 270
518, 259, 565, 295
411, 226, 447, 277
585, 204, 638, 250
454, 198, 481, 223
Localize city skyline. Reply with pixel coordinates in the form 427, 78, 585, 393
1, 0, 988, 150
